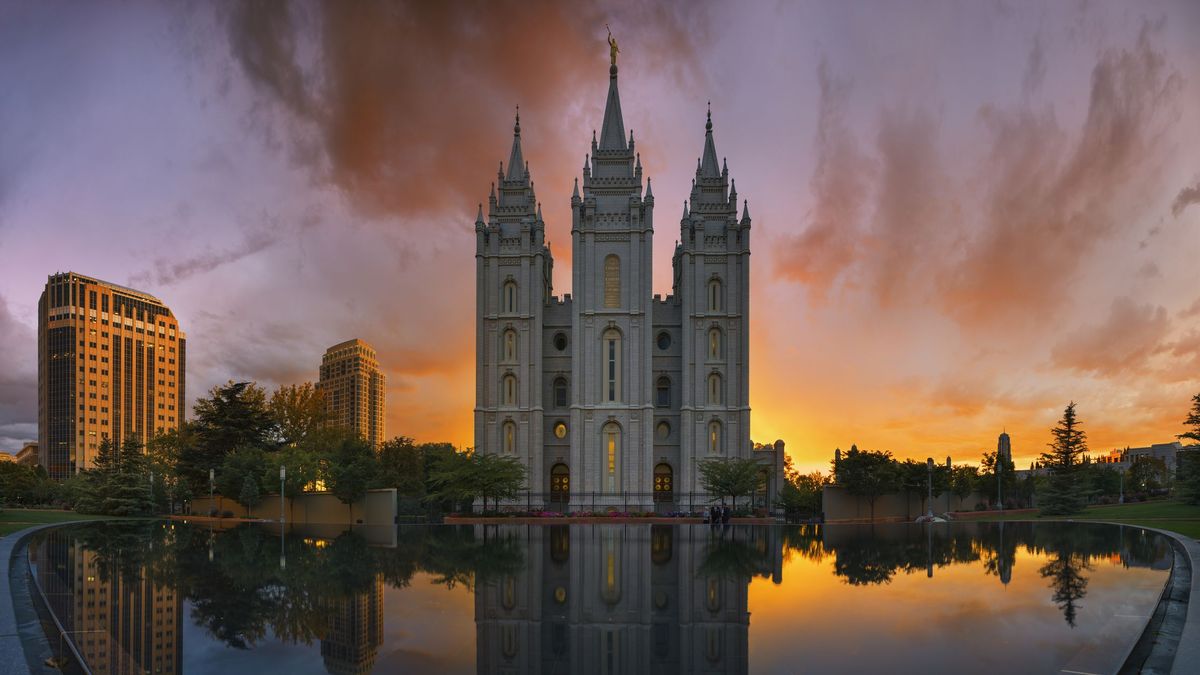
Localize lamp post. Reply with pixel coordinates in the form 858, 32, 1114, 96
208, 468, 215, 515
926, 457, 934, 519
280, 465, 286, 524
997, 457, 1003, 512
1119, 469, 1125, 504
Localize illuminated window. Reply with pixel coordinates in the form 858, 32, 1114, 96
707, 373, 722, 405
553, 421, 568, 439
502, 374, 517, 405
603, 255, 620, 308
708, 327, 723, 360
708, 420, 723, 454
502, 330, 517, 362
603, 422, 621, 492
502, 420, 516, 454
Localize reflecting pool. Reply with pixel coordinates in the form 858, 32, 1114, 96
27, 521, 1172, 674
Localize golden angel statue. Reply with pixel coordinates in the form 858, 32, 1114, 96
607, 24, 620, 66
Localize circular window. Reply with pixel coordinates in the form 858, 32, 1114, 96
656, 421, 670, 439
554, 422, 568, 439
554, 332, 568, 351
656, 332, 671, 351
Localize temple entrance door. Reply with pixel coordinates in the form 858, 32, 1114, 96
654, 463, 674, 512
550, 463, 570, 510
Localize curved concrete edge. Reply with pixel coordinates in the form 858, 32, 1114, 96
1092, 522, 1200, 675
0, 521, 98, 675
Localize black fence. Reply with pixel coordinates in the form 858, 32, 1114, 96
474, 490, 777, 514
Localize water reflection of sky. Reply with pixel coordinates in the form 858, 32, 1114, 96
30, 522, 1171, 675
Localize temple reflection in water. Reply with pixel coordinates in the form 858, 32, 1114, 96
474, 524, 782, 675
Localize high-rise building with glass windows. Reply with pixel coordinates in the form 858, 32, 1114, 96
317, 339, 386, 449
37, 272, 187, 480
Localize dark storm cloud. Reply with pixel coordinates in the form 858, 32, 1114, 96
130, 224, 280, 287
223, 0, 708, 221
775, 23, 1183, 330
1172, 180, 1200, 217
0, 294, 36, 449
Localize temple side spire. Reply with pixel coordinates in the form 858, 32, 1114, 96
700, 104, 720, 178
506, 106, 525, 181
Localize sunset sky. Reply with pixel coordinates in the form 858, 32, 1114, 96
2, 1, 1199, 472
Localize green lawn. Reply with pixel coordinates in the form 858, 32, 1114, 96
976, 500, 1200, 540
0, 508, 114, 537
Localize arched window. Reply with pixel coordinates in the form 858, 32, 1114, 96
708, 327, 723, 360
708, 420, 723, 454
602, 328, 621, 403
708, 278, 723, 312
503, 280, 518, 314
707, 578, 723, 613
503, 329, 517, 362
502, 374, 517, 406
603, 255, 620, 308
553, 377, 568, 409
603, 422, 621, 492
601, 529, 621, 604
502, 420, 516, 454
655, 376, 671, 408
707, 373, 722, 405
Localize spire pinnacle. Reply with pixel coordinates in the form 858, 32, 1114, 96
476, 202, 484, 225
572, 177, 580, 199
645, 177, 653, 199
741, 199, 750, 222
506, 106, 525, 181
598, 55, 627, 151
700, 105, 720, 178
682, 200, 689, 219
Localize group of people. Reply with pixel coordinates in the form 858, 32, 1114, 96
707, 504, 733, 525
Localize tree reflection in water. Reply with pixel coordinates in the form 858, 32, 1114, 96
27, 519, 1172, 674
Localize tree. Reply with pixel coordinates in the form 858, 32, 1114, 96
1039, 402, 1088, 516
268, 383, 332, 448
179, 382, 275, 498
698, 457, 766, 508
897, 459, 929, 519
1126, 455, 1167, 494
776, 472, 827, 521
1175, 393, 1200, 504
326, 435, 378, 524
425, 450, 526, 512
474, 453, 527, 511
979, 450, 1017, 508
375, 436, 425, 496
217, 446, 269, 514
239, 475, 262, 518
837, 446, 899, 522
950, 465, 978, 510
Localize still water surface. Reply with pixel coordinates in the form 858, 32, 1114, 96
28, 521, 1171, 674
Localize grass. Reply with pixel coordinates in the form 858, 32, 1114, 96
0, 508, 114, 537
975, 500, 1200, 540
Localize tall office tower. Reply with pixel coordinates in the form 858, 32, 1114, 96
317, 339, 386, 449
320, 574, 385, 675
38, 272, 187, 480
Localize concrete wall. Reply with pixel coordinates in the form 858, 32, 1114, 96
190, 488, 397, 526
822, 485, 988, 522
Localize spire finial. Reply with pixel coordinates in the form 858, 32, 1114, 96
514, 104, 520, 135
706, 101, 712, 132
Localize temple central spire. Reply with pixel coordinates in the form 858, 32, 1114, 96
598, 41, 626, 151
505, 106, 525, 181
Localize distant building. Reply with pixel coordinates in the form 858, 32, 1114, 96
38, 272, 186, 480
317, 339, 386, 449
0, 453, 12, 463
321, 574, 384, 675
16, 442, 38, 467
997, 431, 1011, 464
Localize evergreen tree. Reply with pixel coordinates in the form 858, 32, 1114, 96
1039, 402, 1088, 516
1175, 393, 1200, 504
239, 475, 262, 518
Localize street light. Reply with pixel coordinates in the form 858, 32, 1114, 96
926, 457, 934, 519
997, 455, 1004, 512
280, 465, 286, 524
208, 468, 215, 516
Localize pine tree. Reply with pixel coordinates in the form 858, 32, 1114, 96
1175, 393, 1200, 504
1039, 402, 1088, 516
